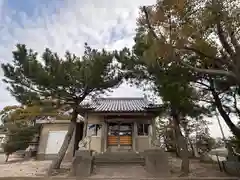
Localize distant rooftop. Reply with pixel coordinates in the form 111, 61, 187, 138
80, 97, 160, 113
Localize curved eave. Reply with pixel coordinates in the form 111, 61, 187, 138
80, 107, 162, 117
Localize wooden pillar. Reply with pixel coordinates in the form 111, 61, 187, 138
151, 117, 157, 141
117, 122, 120, 149
150, 117, 157, 147
101, 120, 107, 152
133, 121, 138, 151
104, 122, 108, 152
83, 113, 88, 138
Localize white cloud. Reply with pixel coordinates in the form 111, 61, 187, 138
0, 0, 155, 109
0, 0, 237, 138
0, 0, 155, 61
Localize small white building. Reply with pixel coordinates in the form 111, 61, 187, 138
0, 133, 6, 152
36, 97, 160, 161
209, 146, 228, 161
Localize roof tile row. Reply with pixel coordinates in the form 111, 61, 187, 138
81, 97, 156, 112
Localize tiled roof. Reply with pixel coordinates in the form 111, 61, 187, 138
80, 97, 159, 112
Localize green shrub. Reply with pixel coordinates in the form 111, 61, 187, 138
2, 122, 38, 162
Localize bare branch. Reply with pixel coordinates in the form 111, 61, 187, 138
182, 62, 237, 79
198, 99, 215, 104
233, 88, 240, 118
228, 27, 240, 52
183, 46, 219, 61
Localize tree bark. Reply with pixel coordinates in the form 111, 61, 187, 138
5, 154, 9, 162
173, 129, 181, 157
210, 80, 240, 138
47, 108, 78, 175
171, 107, 190, 175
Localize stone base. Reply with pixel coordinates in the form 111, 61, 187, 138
199, 153, 213, 163
36, 152, 73, 161
223, 161, 240, 176
71, 150, 93, 177
143, 148, 171, 177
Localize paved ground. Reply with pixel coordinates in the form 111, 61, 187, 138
91, 164, 153, 178
0, 153, 51, 177
0, 153, 235, 178
0, 153, 6, 163
0, 178, 238, 180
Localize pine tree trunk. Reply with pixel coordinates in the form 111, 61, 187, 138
175, 143, 181, 157
47, 109, 78, 175
210, 79, 240, 139
5, 154, 9, 162
171, 107, 189, 175
173, 131, 181, 157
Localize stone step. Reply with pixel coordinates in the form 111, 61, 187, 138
91, 164, 151, 178
94, 159, 145, 163
95, 154, 143, 157
94, 158, 145, 163
86, 178, 240, 180
95, 156, 144, 160
94, 154, 144, 157
96, 152, 142, 157
95, 159, 144, 161
94, 157, 144, 162
94, 157, 144, 160
94, 152, 145, 165
95, 152, 143, 158
94, 160, 145, 165
95, 157, 144, 161
85, 178, 239, 180
3, 177, 238, 180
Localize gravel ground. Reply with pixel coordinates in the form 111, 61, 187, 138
0, 153, 231, 178
0, 154, 50, 177
169, 157, 228, 177
0, 153, 71, 177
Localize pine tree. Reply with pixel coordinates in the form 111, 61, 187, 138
1, 43, 123, 171
133, 0, 240, 138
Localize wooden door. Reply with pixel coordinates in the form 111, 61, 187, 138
119, 123, 132, 146
107, 122, 132, 146
107, 123, 119, 146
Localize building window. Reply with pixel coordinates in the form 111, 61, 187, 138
137, 123, 150, 136
87, 124, 102, 136
108, 123, 119, 136
108, 123, 132, 136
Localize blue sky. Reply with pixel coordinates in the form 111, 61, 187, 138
4, 0, 65, 19
6, 0, 55, 16
0, 0, 156, 108
0, 0, 234, 138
